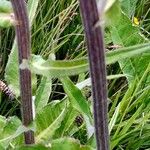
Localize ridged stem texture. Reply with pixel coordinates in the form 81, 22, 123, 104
10, 0, 34, 144
79, 0, 109, 149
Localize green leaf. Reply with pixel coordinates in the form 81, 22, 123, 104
31, 55, 88, 78
61, 77, 95, 137
0, 0, 12, 13
35, 77, 52, 112
50, 138, 94, 150
5, 41, 20, 96
16, 144, 50, 150
109, 12, 150, 83
0, 125, 31, 143
36, 108, 66, 143
106, 43, 150, 65
120, 0, 138, 17
0, 116, 21, 149
0, 116, 6, 133
0, 116, 21, 139
35, 100, 67, 143
30, 42, 150, 78
61, 77, 95, 138
105, 0, 121, 26
5, 0, 40, 97
61, 77, 91, 119
55, 105, 80, 137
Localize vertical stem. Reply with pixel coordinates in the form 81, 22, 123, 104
11, 0, 34, 144
79, 0, 109, 150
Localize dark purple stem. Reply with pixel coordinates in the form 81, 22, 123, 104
79, 0, 109, 150
11, 0, 34, 144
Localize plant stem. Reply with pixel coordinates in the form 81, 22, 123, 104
79, 0, 109, 149
10, 0, 34, 144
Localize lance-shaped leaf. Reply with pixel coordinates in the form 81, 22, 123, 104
31, 55, 88, 78
35, 77, 52, 112
61, 77, 91, 119
106, 42, 150, 64
35, 100, 67, 143
30, 43, 150, 78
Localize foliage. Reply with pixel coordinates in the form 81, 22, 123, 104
0, 0, 150, 149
